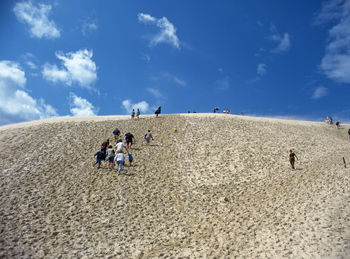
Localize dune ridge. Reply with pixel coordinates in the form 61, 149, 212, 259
0, 114, 349, 258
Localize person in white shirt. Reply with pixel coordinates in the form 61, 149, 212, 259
106, 145, 115, 169
114, 150, 125, 174
115, 139, 129, 153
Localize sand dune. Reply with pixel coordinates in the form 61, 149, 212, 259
0, 114, 349, 258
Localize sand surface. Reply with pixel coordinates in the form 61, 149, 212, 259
0, 114, 349, 258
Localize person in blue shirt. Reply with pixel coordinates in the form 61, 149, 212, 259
94, 150, 105, 168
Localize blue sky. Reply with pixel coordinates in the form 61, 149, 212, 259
0, 0, 349, 125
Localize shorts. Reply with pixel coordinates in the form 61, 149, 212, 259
114, 134, 119, 140
126, 139, 132, 144
145, 137, 150, 143
108, 156, 114, 163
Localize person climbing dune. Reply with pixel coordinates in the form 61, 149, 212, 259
289, 149, 298, 169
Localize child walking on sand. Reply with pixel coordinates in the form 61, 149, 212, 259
114, 150, 125, 174
94, 150, 105, 169
144, 130, 154, 145
289, 150, 298, 169
106, 145, 115, 169
136, 108, 140, 119
128, 153, 133, 166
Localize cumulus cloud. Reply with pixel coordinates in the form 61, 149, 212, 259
69, 93, 97, 116
13, 1, 60, 39
138, 13, 180, 49
122, 99, 150, 114
0, 60, 57, 125
316, 0, 350, 83
42, 49, 97, 89
312, 86, 328, 99
269, 25, 291, 53
257, 63, 267, 76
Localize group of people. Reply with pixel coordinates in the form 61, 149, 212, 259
325, 116, 341, 129
131, 109, 141, 119
130, 106, 162, 119
94, 128, 154, 174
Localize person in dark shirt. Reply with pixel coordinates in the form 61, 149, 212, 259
113, 129, 120, 142
125, 132, 135, 149
101, 139, 110, 154
94, 150, 105, 168
155, 106, 162, 117
289, 150, 298, 169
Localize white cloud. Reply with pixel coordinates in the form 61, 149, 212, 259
138, 13, 156, 23
257, 63, 267, 76
22, 53, 38, 70
69, 93, 96, 116
42, 49, 97, 89
26, 61, 37, 70
0, 60, 57, 125
215, 76, 230, 90
138, 13, 180, 49
314, 0, 345, 25
269, 25, 291, 53
13, 1, 60, 39
122, 99, 150, 114
312, 86, 328, 99
146, 88, 163, 98
316, 0, 350, 83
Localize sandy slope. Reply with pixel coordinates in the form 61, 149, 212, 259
0, 114, 349, 258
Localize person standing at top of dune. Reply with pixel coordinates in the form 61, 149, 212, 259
335, 120, 340, 129
155, 106, 162, 117
144, 130, 154, 145
131, 109, 135, 119
289, 150, 298, 169
136, 108, 140, 119
348, 129, 350, 140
